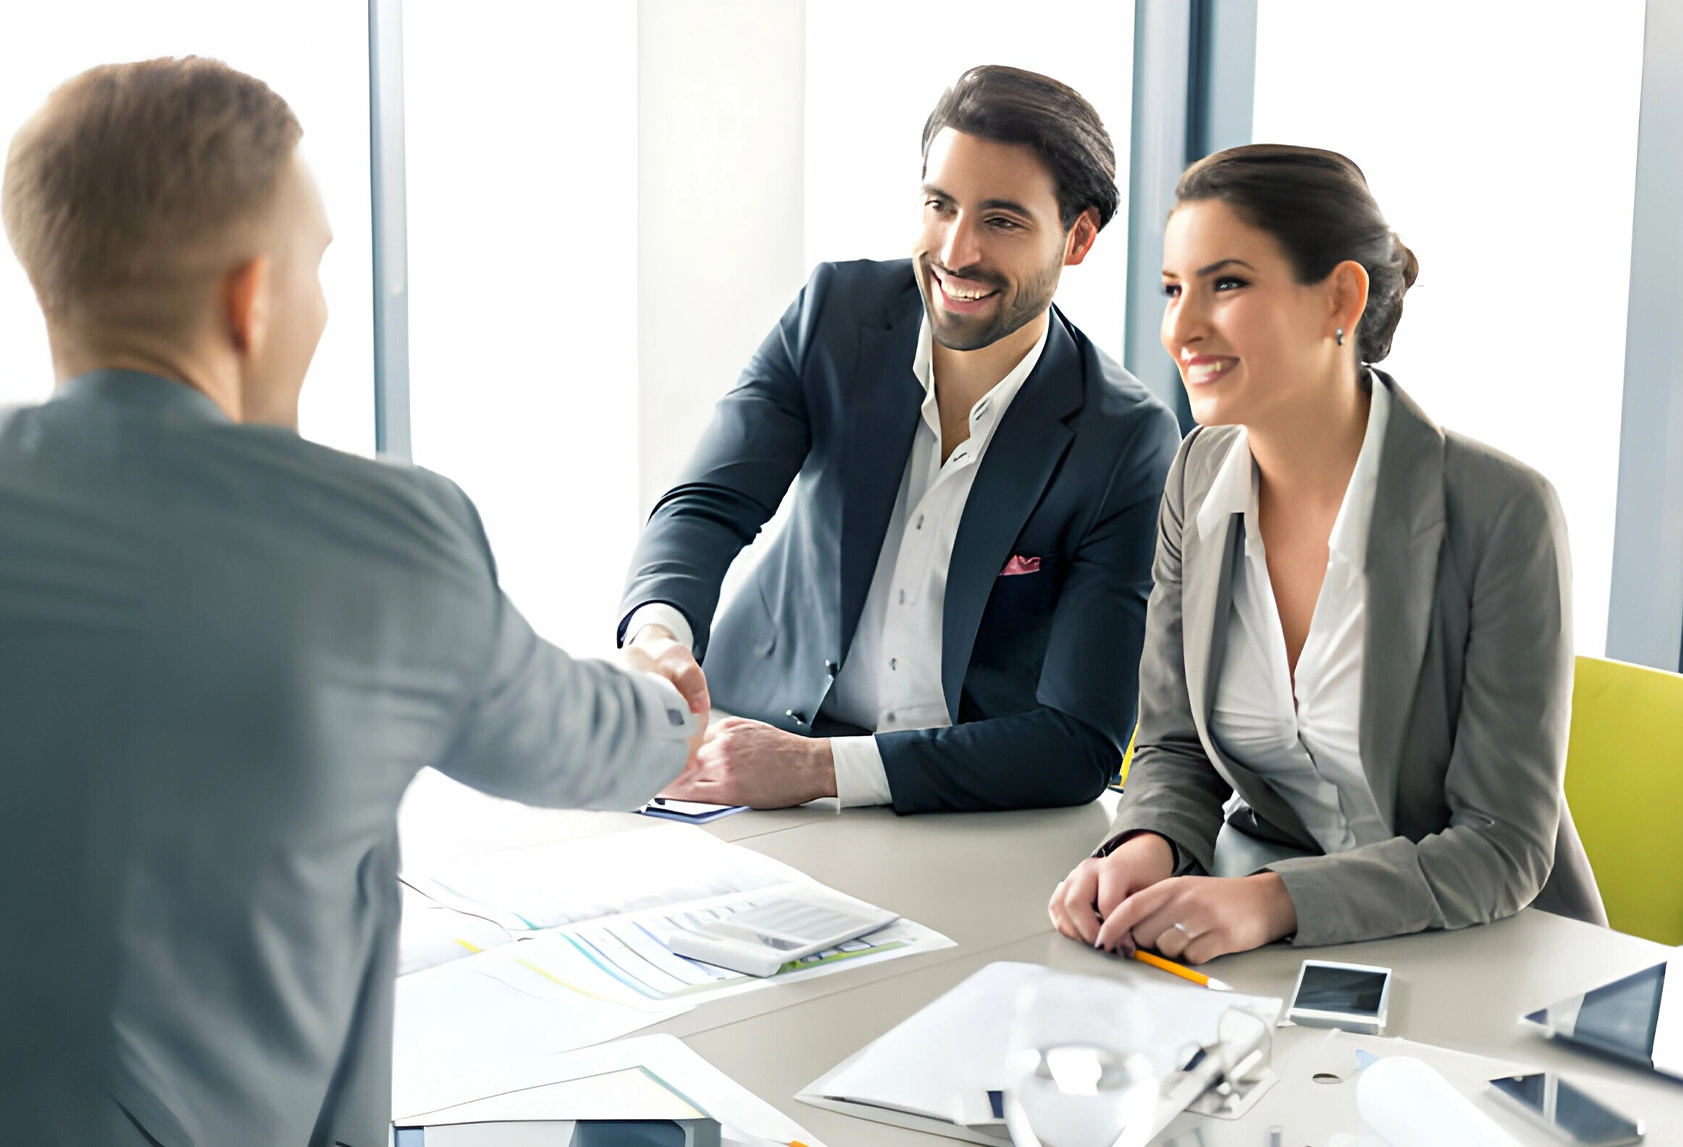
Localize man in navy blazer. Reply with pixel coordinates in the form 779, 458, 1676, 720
621, 67, 1179, 814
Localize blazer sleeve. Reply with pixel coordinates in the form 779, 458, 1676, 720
434, 482, 694, 809
1099, 427, 1236, 859
1266, 471, 1574, 946
616, 268, 827, 658
875, 399, 1182, 813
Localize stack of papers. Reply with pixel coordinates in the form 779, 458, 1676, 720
394, 823, 952, 1116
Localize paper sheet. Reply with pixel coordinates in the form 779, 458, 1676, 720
397, 1033, 826, 1147
391, 949, 690, 1118
399, 824, 814, 974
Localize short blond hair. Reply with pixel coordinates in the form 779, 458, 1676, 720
2, 56, 301, 327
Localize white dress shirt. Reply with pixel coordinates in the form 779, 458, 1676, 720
625, 315, 1047, 808
1197, 377, 1392, 854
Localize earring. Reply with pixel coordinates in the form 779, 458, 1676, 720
1335, 327, 1345, 347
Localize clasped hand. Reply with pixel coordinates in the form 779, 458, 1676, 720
622, 625, 837, 808
1047, 833, 1298, 964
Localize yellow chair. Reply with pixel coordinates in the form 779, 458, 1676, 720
1564, 655, 1683, 945
1110, 722, 1138, 792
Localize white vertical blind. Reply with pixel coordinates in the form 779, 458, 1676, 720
803, 0, 1136, 362
403, 0, 639, 657
1253, 0, 1646, 656
0, 1, 375, 454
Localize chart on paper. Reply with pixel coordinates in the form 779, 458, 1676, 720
476, 884, 949, 1005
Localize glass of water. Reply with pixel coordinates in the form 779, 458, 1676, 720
1003, 970, 1161, 1147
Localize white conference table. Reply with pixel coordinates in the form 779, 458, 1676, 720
398, 771, 1683, 1146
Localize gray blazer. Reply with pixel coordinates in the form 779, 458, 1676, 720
1104, 373, 1605, 947
0, 371, 693, 1147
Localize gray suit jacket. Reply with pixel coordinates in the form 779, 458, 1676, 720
1105, 373, 1605, 946
0, 371, 692, 1147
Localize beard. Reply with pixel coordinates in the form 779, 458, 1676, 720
918, 252, 1063, 352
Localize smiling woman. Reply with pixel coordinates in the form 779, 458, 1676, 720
1049, 143, 1604, 963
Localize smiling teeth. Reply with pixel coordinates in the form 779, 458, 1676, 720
945, 283, 989, 300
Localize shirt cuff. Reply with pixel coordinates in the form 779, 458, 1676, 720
630, 671, 702, 743
830, 735, 894, 808
621, 602, 695, 653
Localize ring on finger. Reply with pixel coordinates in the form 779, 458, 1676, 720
1173, 921, 1195, 938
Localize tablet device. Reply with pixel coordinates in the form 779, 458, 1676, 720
1487, 1072, 1645, 1146
1286, 959, 1392, 1034
1525, 957, 1683, 1080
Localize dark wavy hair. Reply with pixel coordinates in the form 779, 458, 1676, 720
1175, 144, 1419, 363
922, 65, 1119, 232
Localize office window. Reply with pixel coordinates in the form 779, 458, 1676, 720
804, 0, 1136, 363
0, 2, 375, 454
404, 1, 639, 657
1253, 0, 1646, 655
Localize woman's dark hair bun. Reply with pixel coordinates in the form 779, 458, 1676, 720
1175, 144, 1418, 364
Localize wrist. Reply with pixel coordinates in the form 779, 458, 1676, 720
808, 737, 837, 799
1108, 831, 1175, 882
1248, 871, 1298, 942
631, 623, 675, 647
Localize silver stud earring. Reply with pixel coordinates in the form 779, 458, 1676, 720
1335, 327, 1345, 347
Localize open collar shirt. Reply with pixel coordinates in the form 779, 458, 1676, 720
1195, 376, 1393, 854
822, 315, 1048, 805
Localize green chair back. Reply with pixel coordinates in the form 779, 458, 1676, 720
1564, 655, 1683, 945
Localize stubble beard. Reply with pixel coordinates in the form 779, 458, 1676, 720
920, 252, 1063, 352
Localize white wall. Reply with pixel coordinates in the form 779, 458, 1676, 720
1253, 0, 1646, 656
637, 0, 808, 516
403, 0, 641, 658
0, 2, 375, 454
803, 0, 1135, 362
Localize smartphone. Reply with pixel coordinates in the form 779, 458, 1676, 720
1286, 960, 1392, 1034
1487, 1073, 1644, 1146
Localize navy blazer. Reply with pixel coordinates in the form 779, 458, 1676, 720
621, 259, 1180, 812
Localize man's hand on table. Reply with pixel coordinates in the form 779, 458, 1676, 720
659, 717, 837, 809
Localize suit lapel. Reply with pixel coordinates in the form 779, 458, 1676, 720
838, 313, 924, 660
1360, 374, 1447, 829
940, 312, 1082, 720
1183, 488, 1238, 740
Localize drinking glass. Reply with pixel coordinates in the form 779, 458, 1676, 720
1003, 970, 1161, 1147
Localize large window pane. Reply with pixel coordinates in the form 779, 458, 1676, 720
1253, 0, 1646, 655
404, 1, 639, 656
0, 2, 375, 454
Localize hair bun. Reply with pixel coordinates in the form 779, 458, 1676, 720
1392, 232, 1420, 291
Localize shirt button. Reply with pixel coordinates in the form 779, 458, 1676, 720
889, 658, 897, 670
915, 515, 924, 530
824, 659, 840, 676
898, 589, 906, 604
884, 711, 896, 723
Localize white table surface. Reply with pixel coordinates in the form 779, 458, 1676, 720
398, 769, 1683, 1145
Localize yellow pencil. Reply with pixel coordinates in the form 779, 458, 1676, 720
1131, 948, 1232, 991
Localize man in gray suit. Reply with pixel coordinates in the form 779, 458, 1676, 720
0, 58, 697, 1146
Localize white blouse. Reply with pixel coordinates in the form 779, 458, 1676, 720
1196, 379, 1393, 854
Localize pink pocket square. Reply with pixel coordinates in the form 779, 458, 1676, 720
1000, 554, 1042, 577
